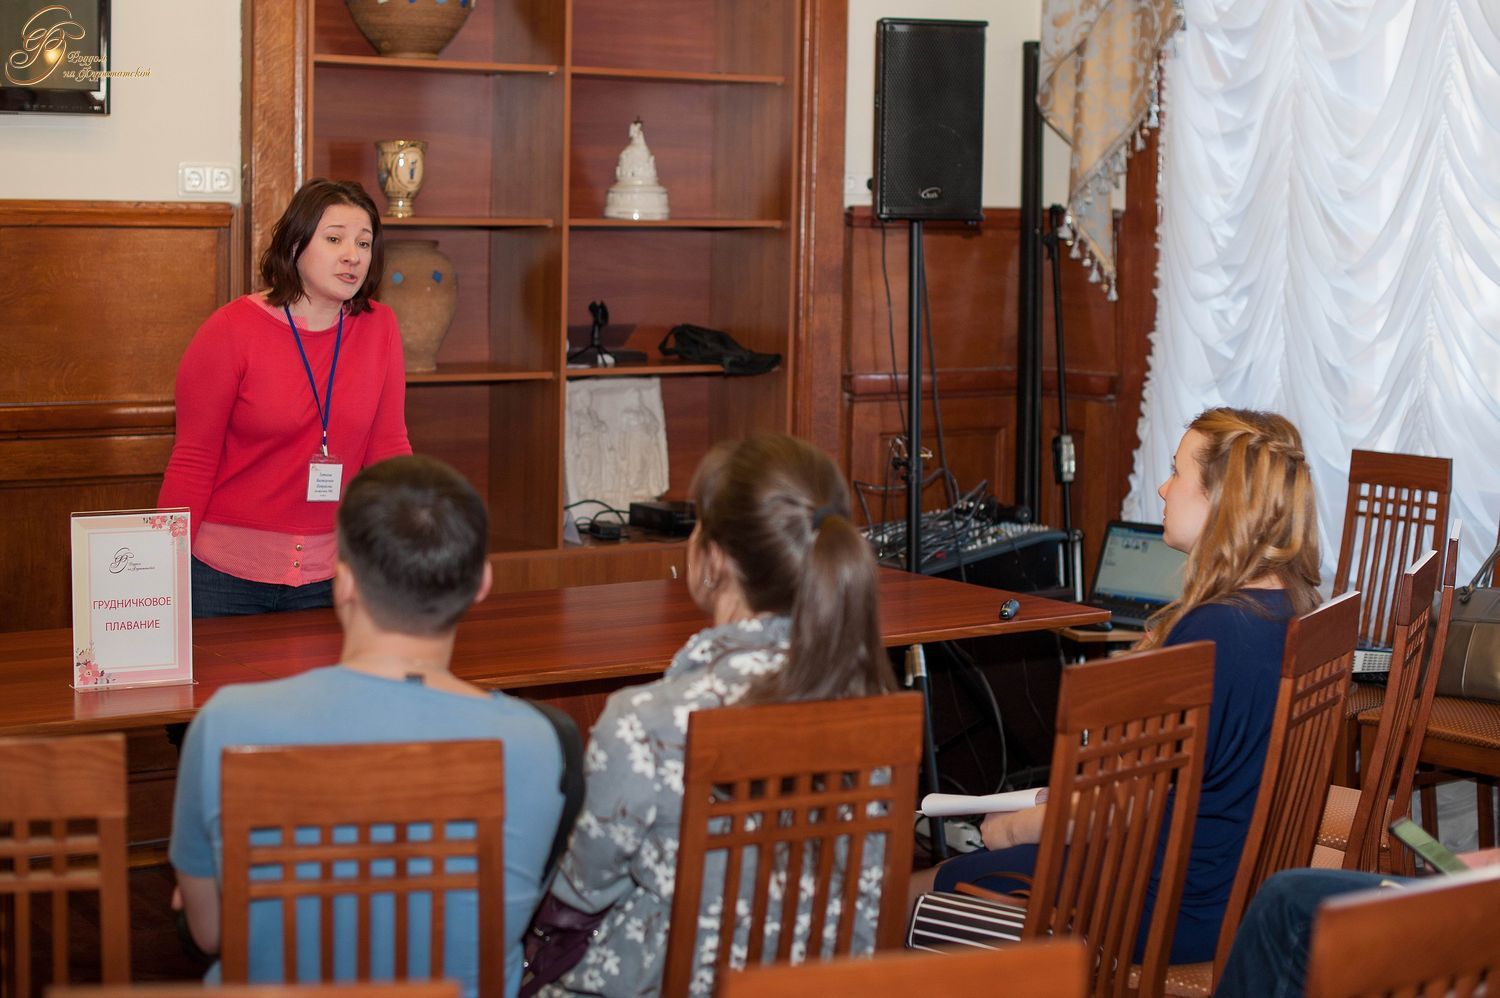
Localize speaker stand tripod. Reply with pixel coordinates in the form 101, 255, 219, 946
892, 219, 952, 860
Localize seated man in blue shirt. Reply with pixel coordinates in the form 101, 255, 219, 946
170, 455, 568, 998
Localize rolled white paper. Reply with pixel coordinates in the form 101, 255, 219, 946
919, 787, 1047, 818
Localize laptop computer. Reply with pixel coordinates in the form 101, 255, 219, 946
1084, 520, 1189, 629
1351, 644, 1393, 683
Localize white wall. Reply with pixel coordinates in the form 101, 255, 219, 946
845, 0, 1073, 208
3, 1, 241, 202
4, 2, 1063, 210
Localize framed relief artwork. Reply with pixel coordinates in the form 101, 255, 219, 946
1, 1, 111, 115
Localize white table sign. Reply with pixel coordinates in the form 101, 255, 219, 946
70, 508, 193, 691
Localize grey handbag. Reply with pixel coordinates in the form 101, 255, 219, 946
1435, 537, 1500, 702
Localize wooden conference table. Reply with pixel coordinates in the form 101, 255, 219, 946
0, 570, 1106, 739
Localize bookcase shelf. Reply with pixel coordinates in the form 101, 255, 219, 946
250, 0, 812, 585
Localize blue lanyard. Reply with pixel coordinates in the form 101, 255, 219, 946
284, 305, 343, 456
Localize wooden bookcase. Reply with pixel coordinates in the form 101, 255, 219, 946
246, 0, 845, 590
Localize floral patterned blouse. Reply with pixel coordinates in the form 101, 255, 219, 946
544, 615, 883, 996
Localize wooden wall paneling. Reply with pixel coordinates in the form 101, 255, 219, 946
792, 0, 851, 457
0, 204, 234, 404
0, 482, 165, 634
0, 202, 237, 632
841, 206, 1124, 578
845, 385, 1014, 523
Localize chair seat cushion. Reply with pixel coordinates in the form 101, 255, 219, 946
1346, 681, 1385, 718
1418, 696, 1500, 749
1161, 960, 1214, 996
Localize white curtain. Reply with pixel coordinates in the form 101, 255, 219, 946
1124, 0, 1500, 583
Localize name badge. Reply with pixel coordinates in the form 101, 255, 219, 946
307, 453, 344, 502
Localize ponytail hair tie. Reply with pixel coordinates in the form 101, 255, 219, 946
812, 504, 838, 530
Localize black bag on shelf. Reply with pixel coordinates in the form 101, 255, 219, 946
659, 323, 782, 376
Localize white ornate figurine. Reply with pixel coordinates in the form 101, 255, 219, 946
604, 118, 670, 221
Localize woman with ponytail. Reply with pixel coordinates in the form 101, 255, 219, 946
913, 407, 1321, 965
537, 435, 894, 996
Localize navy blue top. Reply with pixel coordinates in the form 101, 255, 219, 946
934, 588, 1292, 964
1148, 588, 1292, 961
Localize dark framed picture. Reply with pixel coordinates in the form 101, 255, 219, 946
1, 0, 111, 115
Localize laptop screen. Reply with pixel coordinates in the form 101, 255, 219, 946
1091, 521, 1187, 606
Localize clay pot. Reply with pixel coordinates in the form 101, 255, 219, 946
380, 240, 458, 372
345, 0, 475, 59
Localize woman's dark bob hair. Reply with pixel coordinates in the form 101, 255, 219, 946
259, 178, 383, 315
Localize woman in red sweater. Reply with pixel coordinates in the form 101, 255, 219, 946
159, 179, 412, 617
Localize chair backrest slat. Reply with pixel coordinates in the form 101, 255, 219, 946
1210, 591, 1360, 975
1343, 547, 1442, 873
1024, 642, 1216, 998
219, 740, 504, 993
662, 693, 924, 996
0, 732, 130, 994
1333, 450, 1451, 648
1305, 865, 1500, 997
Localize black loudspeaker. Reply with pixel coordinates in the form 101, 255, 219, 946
874, 18, 986, 222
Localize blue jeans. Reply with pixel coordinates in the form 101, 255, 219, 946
1216, 868, 1394, 997
191, 557, 333, 619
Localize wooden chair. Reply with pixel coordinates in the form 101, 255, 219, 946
219, 740, 505, 993
1303, 864, 1500, 998
48, 985, 461, 997
1331, 449, 1451, 786
660, 693, 924, 996
1158, 591, 1360, 996
1, 733, 130, 995
1316, 547, 1441, 873
718, 940, 1089, 997
919, 643, 1215, 998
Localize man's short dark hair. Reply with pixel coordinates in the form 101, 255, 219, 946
336, 456, 488, 635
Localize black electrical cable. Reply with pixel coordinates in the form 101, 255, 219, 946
944, 640, 1008, 794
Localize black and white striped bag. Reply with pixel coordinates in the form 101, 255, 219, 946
907, 890, 1029, 952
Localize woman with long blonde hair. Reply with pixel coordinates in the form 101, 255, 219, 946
914, 407, 1321, 964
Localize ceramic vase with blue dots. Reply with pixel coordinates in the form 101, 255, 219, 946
345, 0, 476, 60
380, 240, 458, 373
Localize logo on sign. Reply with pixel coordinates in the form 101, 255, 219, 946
5, 5, 85, 87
